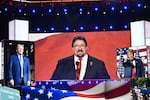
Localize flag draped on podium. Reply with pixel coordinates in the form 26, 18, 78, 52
21, 79, 131, 100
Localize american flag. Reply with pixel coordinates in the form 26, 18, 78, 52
116, 46, 150, 78
21, 79, 131, 100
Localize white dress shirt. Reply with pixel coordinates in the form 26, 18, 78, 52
74, 54, 88, 80
18, 54, 24, 78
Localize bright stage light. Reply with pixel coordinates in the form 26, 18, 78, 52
4, 8, 8, 11
123, 6, 128, 10
50, 27, 55, 31
80, 26, 84, 30
137, 3, 141, 7
109, 25, 113, 29
32, 9, 36, 13
111, 6, 115, 11
94, 26, 99, 30
94, 7, 99, 11
124, 25, 128, 29
36, 27, 40, 32
65, 26, 69, 31
48, 9, 52, 13
18, 9, 22, 13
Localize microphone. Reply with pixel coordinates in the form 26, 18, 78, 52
76, 61, 79, 66
75, 61, 80, 79
75, 61, 79, 70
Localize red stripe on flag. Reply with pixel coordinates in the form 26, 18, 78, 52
76, 93, 105, 98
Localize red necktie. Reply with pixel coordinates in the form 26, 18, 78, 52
131, 61, 136, 78
77, 58, 82, 80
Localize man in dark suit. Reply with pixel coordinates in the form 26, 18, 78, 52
123, 49, 145, 78
51, 35, 110, 80
8, 44, 30, 86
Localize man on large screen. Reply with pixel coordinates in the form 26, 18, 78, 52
51, 35, 110, 80
8, 44, 30, 86
123, 49, 145, 78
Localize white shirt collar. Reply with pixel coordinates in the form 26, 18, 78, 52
74, 54, 88, 80
74, 54, 88, 66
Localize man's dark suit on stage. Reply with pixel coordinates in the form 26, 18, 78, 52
123, 58, 145, 78
8, 54, 30, 86
51, 55, 110, 80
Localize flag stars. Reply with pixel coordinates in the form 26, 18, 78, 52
26, 94, 30, 99
51, 87, 57, 90
46, 82, 49, 85
38, 89, 44, 94
47, 91, 53, 98
38, 82, 42, 85
41, 85, 46, 89
62, 90, 68, 93
34, 98, 39, 100
30, 87, 35, 90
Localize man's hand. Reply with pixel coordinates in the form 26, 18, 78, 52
10, 79, 14, 86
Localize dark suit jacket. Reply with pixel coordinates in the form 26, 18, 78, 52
123, 58, 145, 78
8, 54, 30, 85
51, 55, 110, 80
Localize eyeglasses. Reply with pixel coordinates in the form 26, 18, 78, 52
73, 44, 86, 48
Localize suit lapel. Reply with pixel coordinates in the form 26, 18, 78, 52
16, 54, 21, 66
70, 56, 75, 70
68, 56, 76, 79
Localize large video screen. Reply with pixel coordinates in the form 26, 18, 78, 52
35, 31, 131, 80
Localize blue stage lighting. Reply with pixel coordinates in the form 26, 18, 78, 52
59, 81, 63, 84
36, 27, 40, 32
137, 3, 141, 7
32, 9, 36, 13
103, 80, 106, 84
50, 27, 55, 31
109, 25, 113, 29
65, 26, 69, 31
96, 80, 99, 84
94, 26, 99, 30
94, 7, 99, 11
48, 9, 52, 13
81, 81, 84, 84
80, 26, 84, 30
4, 8, 8, 11
88, 81, 91, 84
63, 8, 67, 12
124, 25, 128, 29
123, 6, 128, 10
111, 6, 115, 11
18, 9, 22, 13
79, 8, 83, 12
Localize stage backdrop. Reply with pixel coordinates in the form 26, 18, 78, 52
35, 31, 131, 81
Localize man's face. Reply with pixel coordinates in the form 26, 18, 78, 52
72, 40, 87, 57
16, 45, 24, 55
127, 52, 134, 60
